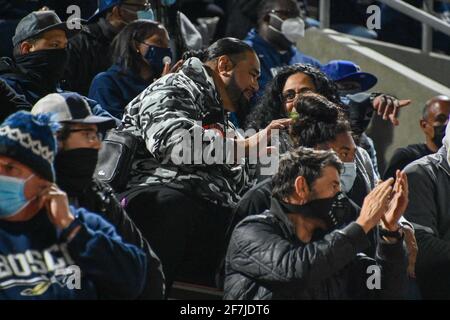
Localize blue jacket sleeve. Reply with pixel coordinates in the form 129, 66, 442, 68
62, 207, 148, 300
84, 96, 121, 125
89, 74, 126, 120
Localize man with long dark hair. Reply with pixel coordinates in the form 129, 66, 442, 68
119, 37, 290, 291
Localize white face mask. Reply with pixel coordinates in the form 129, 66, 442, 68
340, 162, 357, 194
269, 13, 305, 44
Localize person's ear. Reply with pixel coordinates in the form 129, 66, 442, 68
419, 119, 427, 130
294, 176, 309, 205
134, 40, 144, 56
217, 55, 234, 78
262, 13, 271, 24
109, 5, 123, 22
20, 41, 33, 54
420, 119, 431, 133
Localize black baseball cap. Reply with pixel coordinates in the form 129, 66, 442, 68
12, 11, 81, 46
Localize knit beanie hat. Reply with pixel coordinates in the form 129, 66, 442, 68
0, 111, 59, 182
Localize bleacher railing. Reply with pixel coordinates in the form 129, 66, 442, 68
319, 0, 450, 55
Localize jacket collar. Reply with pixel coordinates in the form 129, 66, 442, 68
179, 57, 217, 93
437, 146, 450, 177
269, 197, 297, 238
0, 57, 54, 99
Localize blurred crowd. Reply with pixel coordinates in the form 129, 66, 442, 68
0, 0, 449, 300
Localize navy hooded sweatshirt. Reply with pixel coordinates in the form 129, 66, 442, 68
0, 206, 147, 300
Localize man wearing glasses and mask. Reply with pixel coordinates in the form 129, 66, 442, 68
244, 0, 322, 104
31, 92, 165, 299
0, 111, 147, 299
63, 0, 155, 95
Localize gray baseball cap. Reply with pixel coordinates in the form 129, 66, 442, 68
12, 11, 81, 46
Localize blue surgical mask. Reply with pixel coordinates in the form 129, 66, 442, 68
137, 9, 155, 21
144, 45, 173, 77
0, 174, 35, 218
340, 162, 357, 194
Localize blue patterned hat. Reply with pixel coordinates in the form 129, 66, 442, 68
0, 111, 59, 182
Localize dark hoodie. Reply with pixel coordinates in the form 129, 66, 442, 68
0, 55, 118, 122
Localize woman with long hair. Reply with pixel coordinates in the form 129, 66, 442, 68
89, 20, 180, 119
245, 63, 341, 131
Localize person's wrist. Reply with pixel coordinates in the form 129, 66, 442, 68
59, 217, 82, 242
370, 92, 382, 104
381, 220, 401, 232
355, 218, 372, 234
56, 211, 75, 230
66, 225, 81, 242
379, 224, 404, 243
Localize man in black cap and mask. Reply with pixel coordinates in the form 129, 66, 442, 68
31, 92, 165, 300
384, 95, 450, 179
224, 147, 408, 300
0, 10, 114, 120
0, 10, 78, 104
63, 0, 152, 96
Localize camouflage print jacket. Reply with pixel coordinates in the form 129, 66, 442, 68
121, 58, 252, 208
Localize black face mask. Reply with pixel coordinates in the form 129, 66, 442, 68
433, 124, 447, 150
55, 148, 99, 196
347, 99, 374, 136
15, 48, 68, 88
280, 192, 353, 231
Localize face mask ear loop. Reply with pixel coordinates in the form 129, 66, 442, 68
24, 174, 41, 206
268, 13, 284, 31
24, 174, 34, 183
269, 13, 284, 22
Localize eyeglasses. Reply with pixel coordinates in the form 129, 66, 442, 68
268, 9, 301, 19
281, 88, 313, 103
68, 129, 103, 142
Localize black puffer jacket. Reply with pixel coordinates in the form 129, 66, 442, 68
69, 179, 165, 300
404, 146, 450, 299
224, 198, 407, 300
62, 18, 118, 96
